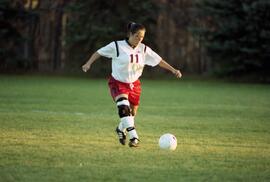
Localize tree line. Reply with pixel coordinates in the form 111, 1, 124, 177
0, 0, 269, 82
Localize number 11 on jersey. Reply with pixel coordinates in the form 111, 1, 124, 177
130, 54, 139, 63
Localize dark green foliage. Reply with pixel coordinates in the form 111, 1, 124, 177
65, 0, 158, 75
0, 0, 20, 70
192, 0, 270, 82
0, 0, 33, 71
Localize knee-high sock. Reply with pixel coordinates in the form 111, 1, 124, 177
120, 116, 138, 139
118, 120, 125, 132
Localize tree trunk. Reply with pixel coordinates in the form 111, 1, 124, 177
35, 0, 65, 71
155, 0, 209, 74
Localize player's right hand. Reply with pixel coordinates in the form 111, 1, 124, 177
82, 64, 90, 72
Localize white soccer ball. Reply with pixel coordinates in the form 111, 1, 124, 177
159, 133, 177, 151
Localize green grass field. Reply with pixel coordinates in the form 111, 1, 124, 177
0, 75, 269, 182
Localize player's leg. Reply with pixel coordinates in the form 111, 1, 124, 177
115, 94, 128, 131
108, 77, 129, 145
114, 94, 128, 145
127, 81, 141, 147
115, 95, 139, 147
128, 104, 140, 147
130, 105, 139, 116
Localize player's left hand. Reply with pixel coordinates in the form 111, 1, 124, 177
173, 69, 182, 78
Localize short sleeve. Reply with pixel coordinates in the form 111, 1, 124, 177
97, 42, 115, 58
144, 46, 162, 67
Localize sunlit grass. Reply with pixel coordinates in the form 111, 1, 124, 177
0, 75, 269, 181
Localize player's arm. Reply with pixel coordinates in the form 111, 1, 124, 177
158, 60, 182, 78
82, 51, 101, 72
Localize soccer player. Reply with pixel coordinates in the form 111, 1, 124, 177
82, 22, 182, 147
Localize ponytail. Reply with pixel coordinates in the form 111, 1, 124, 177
127, 22, 145, 36
127, 22, 136, 32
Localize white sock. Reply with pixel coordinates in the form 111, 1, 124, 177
118, 121, 125, 132
127, 129, 138, 140
121, 116, 139, 139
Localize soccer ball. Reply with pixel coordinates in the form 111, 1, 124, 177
159, 133, 177, 151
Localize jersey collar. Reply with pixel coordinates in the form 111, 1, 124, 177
125, 38, 136, 49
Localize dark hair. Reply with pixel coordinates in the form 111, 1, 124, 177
127, 22, 145, 35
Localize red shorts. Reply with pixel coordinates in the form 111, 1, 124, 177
108, 76, 141, 106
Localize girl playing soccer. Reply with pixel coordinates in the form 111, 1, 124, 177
82, 22, 182, 147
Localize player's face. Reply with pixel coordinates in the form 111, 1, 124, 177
129, 30, 145, 47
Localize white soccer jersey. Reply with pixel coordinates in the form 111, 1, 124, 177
97, 40, 162, 83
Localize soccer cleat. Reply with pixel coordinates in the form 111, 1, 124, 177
129, 138, 139, 147
115, 127, 126, 145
